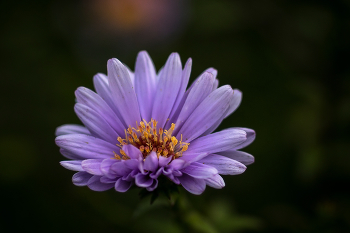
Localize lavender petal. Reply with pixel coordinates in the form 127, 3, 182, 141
107, 58, 141, 127
178, 174, 206, 195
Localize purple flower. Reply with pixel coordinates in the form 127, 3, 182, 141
55, 51, 255, 195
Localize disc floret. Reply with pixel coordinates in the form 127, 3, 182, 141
115, 119, 189, 160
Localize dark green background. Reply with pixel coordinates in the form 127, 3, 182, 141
1, 0, 350, 232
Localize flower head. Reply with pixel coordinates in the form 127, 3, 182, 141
55, 51, 255, 195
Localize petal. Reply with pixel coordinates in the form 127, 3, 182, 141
231, 128, 256, 150
55, 124, 89, 136
173, 71, 215, 135
59, 148, 81, 160
55, 134, 118, 159
122, 144, 143, 160
198, 154, 246, 175
186, 128, 247, 154
169, 159, 185, 170
93, 73, 126, 127
111, 161, 132, 177
225, 89, 242, 118
178, 174, 206, 195
135, 173, 153, 188
216, 150, 255, 165
143, 151, 158, 172
205, 174, 225, 189
60, 160, 84, 171
115, 178, 133, 192
151, 53, 182, 128
134, 51, 157, 122
75, 87, 125, 136
159, 155, 172, 167
179, 152, 209, 166
74, 103, 119, 144
146, 179, 159, 192
181, 162, 218, 179
87, 175, 114, 191
72, 171, 93, 186
149, 167, 163, 179
100, 176, 118, 183
124, 159, 140, 170
81, 159, 104, 175
107, 58, 141, 128
166, 58, 192, 128
100, 158, 118, 178
176, 85, 233, 142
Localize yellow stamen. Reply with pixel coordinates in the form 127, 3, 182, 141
117, 137, 126, 145
127, 127, 133, 135
120, 149, 126, 156
113, 151, 121, 160
163, 149, 168, 157
139, 145, 145, 152
140, 121, 145, 129
122, 154, 130, 160
127, 135, 134, 143
171, 136, 178, 146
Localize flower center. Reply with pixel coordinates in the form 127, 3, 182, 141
114, 119, 189, 161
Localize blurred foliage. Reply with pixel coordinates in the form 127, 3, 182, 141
1, 0, 350, 232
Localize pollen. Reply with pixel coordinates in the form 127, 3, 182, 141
115, 119, 190, 161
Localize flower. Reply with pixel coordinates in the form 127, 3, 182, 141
55, 51, 255, 195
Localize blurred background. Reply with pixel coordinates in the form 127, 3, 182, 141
1, 0, 350, 232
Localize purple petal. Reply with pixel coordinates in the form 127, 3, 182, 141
198, 154, 246, 175
93, 73, 126, 127
87, 176, 114, 191
74, 103, 119, 144
151, 53, 182, 128
178, 174, 206, 195
122, 144, 142, 160
115, 178, 133, 192
100, 176, 118, 183
55, 124, 89, 136
231, 128, 256, 149
181, 162, 218, 179
81, 159, 104, 175
212, 78, 219, 91
75, 87, 125, 136
135, 173, 153, 188
60, 160, 84, 171
159, 155, 173, 167
176, 85, 233, 142
55, 134, 118, 159
179, 152, 209, 166
111, 161, 132, 177
186, 128, 247, 154
134, 51, 157, 122
107, 58, 141, 128
100, 158, 118, 178
216, 150, 255, 165
143, 151, 158, 172
173, 72, 215, 135
146, 179, 159, 191
123, 159, 139, 170
169, 159, 185, 170
72, 171, 93, 186
59, 149, 82, 160
166, 58, 192, 129
205, 174, 225, 189
225, 89, 242, 117
149, 167, 163, 179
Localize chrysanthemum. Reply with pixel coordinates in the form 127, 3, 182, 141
55, 51, 255, 195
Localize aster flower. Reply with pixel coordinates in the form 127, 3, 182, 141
55, 51, 255, 195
